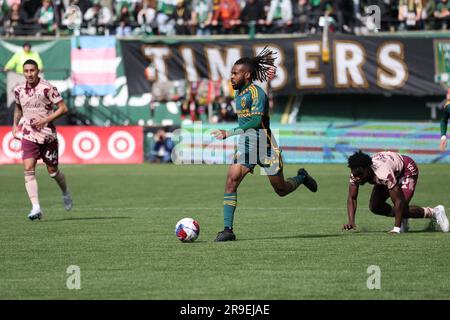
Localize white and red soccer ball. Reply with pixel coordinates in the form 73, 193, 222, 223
175, 218, 200, 242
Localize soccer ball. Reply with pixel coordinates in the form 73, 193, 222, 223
175, 218, 200, 242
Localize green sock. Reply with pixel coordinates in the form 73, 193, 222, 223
223, 193, 237, 229
286, 174, 305, 190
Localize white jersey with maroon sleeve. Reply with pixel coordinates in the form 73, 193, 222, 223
350, 151, 405, 189
14, 78, 63, 144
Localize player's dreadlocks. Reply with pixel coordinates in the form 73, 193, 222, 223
347, 150, 373, 169
234, 46, 276, 83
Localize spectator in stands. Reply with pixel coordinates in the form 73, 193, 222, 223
308, 0, 331, 33
83, 0, 113, 35
115, 3, 133, 36
136, 0, 157, 34
292, 0, 312, 33
239, 0, 266, 35
4, 42, 43, 73
2, 2, 22, 36
15, 0, 41, 35
398, 0, 424, 31
434, 0, 450, 30
155, 0, 176, 35
37, 0, 57, 34
172, 0, 191, 35
422, 0, 437, 30
70, 0, 90, 14
218, 97, 237, 122
61, 1, 83, 31
211, 0, 241, 34
265, 0, 293, 33
191, 0, 212, 35
147, 129, 174, 163
331, 0, 353, 33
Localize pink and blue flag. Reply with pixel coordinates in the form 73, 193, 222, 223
71, 36, 117, 96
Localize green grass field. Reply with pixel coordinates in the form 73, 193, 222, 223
0, 163, 449, 300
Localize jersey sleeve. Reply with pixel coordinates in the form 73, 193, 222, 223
14, 86, 21, 105
46, 86, 63, 105
250, 86, 266, 116
441, 104, 450, 136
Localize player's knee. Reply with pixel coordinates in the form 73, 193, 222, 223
47, 167, 59, 177
225, 177, 239, 193
274, 187, 288, 197
369, 202, 385, 215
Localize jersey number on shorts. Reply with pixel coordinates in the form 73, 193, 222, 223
45, 150, 57, 161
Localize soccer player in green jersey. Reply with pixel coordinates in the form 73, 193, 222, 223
440, 98, 450, 151
211, 48, 318, 242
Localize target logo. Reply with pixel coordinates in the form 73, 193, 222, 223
2, 132, 22, 159
57, 133, 66, 157
72, 131, 101, 160
107, 131, 136, 160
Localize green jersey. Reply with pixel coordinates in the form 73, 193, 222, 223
229, 82, 271, 137
441, 101, 450, 137
228, 82, 282, 174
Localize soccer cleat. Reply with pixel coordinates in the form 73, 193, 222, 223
63, 192, 73, 211
298, 168, 318, 192
433, 205, 449, 232
400, 218, 410, 233
214, 228, 236, 242
28, 210, 43, 221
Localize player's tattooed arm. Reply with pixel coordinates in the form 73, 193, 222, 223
343, 183, 359, 230
34, 100, 69, 129
12, 103, 23, 139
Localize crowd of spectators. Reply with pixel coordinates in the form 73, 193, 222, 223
1, 0, 450, 37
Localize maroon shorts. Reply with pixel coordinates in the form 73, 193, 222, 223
21, 138, 59, 166
398, 155, 419, 202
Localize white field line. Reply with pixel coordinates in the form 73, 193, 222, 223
0, 207, 348, 212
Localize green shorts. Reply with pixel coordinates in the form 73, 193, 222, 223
233, 137, 283, 175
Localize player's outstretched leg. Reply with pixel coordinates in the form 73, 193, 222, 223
430, 205, 449, 232
284, 168, 318, 194
49, 167, 72, 211
297, 168, 318, 192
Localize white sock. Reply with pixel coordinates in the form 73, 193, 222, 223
423, 207, 435, 218
32, 203, 41, 213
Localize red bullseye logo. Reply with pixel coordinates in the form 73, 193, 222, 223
72, 131, 101, 160
2, 132, 22, 159
107, 131, 136, 160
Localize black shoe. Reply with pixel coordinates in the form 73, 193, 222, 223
214, 228, 236, 242
298, 168, 318, 192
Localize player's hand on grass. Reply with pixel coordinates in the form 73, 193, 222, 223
211, 130, 227, 140
342, 223, 356, 231
440, 137, 447, 151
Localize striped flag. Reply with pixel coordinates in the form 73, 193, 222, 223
71, 36, 116, 96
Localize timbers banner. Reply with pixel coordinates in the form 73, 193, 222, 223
0, 126, 143, 164
122, 35, 446, 96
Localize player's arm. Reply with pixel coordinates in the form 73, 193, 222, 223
388, 185, 406, 234
4, 53, 19, 72
213, 88, 266, 140
440, 106, 449, 151
212, 114, 263, 140
343, 182, 359, 230
34, 100, 68, 130
12, 103, 23, 139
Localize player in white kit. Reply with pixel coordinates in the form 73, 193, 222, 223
12, 59, 73, 221
344, 150, 449, 234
